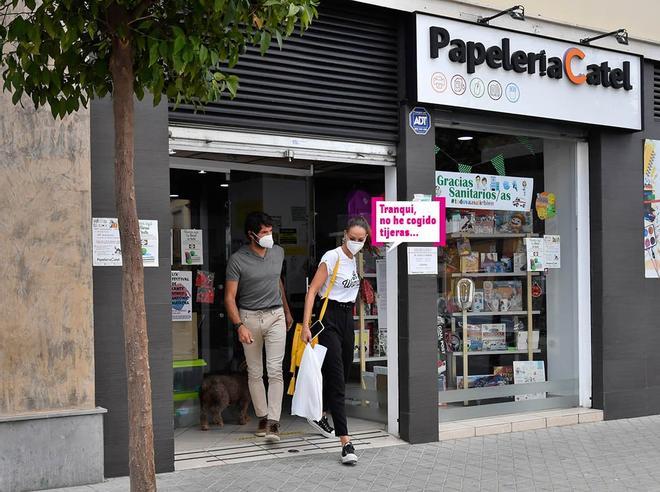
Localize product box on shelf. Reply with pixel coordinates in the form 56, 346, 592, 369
474, 210, 495, 234
482, 323, 507, 351
172, 312, 198, 361
495, 211, 533, 234
492, 280, 524, 311
466, 324, 483, 351
460, 253, 480, 273
516, 330, 540, 350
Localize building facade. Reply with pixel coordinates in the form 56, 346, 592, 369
2, 1, 660, 490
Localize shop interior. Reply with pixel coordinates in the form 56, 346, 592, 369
435, 126, 581, 421
169, 159, 394, 466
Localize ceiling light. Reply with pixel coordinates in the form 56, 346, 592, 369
220, 184, 229, 188
457, 136, 474, 141
198, 170, 206, 174
169, 194, 179, 198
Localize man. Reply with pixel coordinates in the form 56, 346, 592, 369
225, 212, 293, 442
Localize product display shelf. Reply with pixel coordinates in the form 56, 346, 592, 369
452, 349, 541, 357
443, 231, 543, 392
448, 232, 540, 240
354, 315, 378, 320
451, 272, 540, 278
451, 310, 541, 317
352, 356, 388, 363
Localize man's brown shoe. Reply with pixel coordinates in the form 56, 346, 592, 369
254, 417, 268, 437
264, 421, 280, 442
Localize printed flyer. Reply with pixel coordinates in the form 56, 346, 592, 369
92, 218, 159, 267
435, 171, 533, 211
643, 139, 660, 278
525, 238, 545, 272
181, 229, 203, 265
171, 270, 193, 321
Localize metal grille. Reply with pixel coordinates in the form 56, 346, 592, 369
654, 63, 660, 120
169, 3, 400, 143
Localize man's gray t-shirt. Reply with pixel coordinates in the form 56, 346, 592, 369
226, 245, 284, 310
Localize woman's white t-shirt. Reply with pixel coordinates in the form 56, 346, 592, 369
319, 247, 359, 303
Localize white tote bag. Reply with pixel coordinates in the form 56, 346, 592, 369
291, 343, 327, 421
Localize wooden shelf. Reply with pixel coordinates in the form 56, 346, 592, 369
363, 273, 377, 278
451, 272, 540, 278
353, 356, 387, 363
452, 349, 541, 357
451, 310, 541, 317
354, 315, 378, 320
448, 233, 539, 239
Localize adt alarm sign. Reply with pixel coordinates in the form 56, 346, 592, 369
409, 106, 431, 135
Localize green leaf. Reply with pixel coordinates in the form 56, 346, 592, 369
149, 43, 159, 67
199, 45, 208, 64
214, 0, 226, 11
173, 35, 185, 54
287, 3, 300, 17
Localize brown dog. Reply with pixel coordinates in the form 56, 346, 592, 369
199, 365, 251, 430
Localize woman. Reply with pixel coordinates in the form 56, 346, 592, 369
301, 216, 374, 465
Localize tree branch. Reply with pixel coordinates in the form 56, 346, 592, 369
131, 0, 157, 21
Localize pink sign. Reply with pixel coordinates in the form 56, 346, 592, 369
371, 197, 446, 252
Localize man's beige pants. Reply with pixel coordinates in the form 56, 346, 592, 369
240, 307, 286, 422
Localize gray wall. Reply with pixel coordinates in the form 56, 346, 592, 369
589, 60, 660, 419
396, 103, 440, 443
91, 97, 173, 476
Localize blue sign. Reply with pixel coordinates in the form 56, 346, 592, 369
409, 106, 431, 135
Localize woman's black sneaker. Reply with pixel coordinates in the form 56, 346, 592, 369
307, 416, 334, 438
341, 442, 358, 465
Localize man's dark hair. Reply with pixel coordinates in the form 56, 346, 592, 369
244, 211, 273, 237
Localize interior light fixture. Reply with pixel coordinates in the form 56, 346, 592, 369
168, 149, 176, 155
169, 194, 179, 198
477, 5, 525, 24
198, 169, 206, 174
580, 29, 629, 46
457, 136, 474, 141
220, 183, 229, 188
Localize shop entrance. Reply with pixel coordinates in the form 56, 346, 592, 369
169, 158, 399, 469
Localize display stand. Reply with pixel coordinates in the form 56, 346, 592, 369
443, 232, 544, 391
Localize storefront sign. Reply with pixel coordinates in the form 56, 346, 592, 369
643, 139, 660, 278
92, 218, 159, 267
371, 198, 446, 252
181, 229, 203, 265
408, 106, 431, 135
416, 14, 642, 130
435, 171, 533, 211
171, 270, 193, 321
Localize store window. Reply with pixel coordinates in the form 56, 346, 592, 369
435, 127, 581, 421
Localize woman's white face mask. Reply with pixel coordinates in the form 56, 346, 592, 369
345, 237, 365, 255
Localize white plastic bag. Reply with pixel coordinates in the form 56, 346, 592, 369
291, 343, 327, 421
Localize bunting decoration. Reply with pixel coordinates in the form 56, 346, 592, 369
516, 135, 536, 155
458, 163, 473, 173
434, 145, 440, 155
491, 154, 506, 176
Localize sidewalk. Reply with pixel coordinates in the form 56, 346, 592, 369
52, 415, 660, 491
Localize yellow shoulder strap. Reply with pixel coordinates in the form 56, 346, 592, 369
318, 253, 341, 322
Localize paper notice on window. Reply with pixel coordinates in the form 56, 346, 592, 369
376, 259, 387, 329
407, 247, 438, 275
181, 229, 203, 265
524, 238, 545, 272
172, 270, 193, 321
544, 235, 560, 268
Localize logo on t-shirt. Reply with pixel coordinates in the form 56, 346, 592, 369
342, 271, 360, 289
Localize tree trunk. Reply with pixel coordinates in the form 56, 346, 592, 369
110, 36, 157, 492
